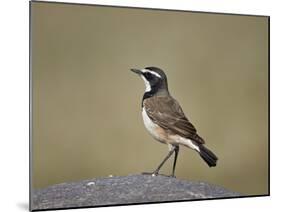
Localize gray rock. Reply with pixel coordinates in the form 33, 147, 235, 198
32, 174, 240, 210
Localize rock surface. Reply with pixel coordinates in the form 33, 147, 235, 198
32, 174, 240, 210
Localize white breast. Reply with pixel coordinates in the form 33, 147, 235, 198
142, 108, 163, 141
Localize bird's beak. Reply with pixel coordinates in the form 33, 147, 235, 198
130, 68, 142, 75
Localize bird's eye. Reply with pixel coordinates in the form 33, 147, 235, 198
144, 72, 153, 80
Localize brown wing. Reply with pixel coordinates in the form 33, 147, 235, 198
143, 95, 205, 144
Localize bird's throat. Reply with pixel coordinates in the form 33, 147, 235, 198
142, 88, 169, 107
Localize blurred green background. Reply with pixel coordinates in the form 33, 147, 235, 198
31, 2, 268, 195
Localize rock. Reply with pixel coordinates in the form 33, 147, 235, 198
32, 174, 240, 210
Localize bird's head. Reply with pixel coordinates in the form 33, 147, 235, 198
130, 66, 169, 94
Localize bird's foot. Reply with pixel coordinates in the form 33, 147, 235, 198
141, 171, 159, 177
141, 171, 176, 178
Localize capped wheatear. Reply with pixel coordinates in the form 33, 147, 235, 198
131, 67, 218, 177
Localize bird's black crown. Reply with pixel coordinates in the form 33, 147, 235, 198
145, 66, 167, 79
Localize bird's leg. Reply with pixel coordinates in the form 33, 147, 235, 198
142, 147, 175, 176
171, 146, 179, 177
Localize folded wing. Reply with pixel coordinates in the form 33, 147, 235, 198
143, 96, 205, 144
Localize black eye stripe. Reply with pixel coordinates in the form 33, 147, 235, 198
144, 72, 152, 79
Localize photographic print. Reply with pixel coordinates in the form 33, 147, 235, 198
30, 1, 269, 211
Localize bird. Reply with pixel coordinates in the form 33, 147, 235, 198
130, 66, 218, 177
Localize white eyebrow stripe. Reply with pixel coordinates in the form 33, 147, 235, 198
141, 69, 162, 78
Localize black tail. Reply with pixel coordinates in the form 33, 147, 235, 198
198, 145, 218, 167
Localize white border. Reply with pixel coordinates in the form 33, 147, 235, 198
0, 0, 278, 212
32, 0, 271, 16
